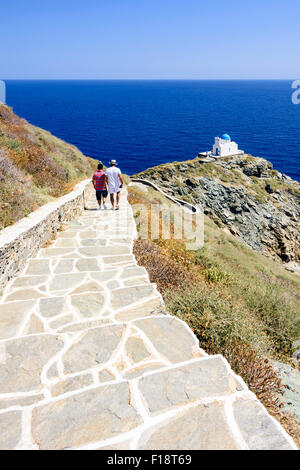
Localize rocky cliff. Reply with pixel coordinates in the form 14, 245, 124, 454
133, 154, 300, 265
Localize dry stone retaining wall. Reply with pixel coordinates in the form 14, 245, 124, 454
0, 180, 93, 294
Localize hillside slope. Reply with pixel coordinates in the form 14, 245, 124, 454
133, 154, 300, 265
0, 104, 95, 229
128, 182, 300, 443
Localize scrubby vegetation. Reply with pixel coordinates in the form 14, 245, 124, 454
134, 153, 300, 205
128, 183, 300, 445
0, 104, 96, 228
134, 153, 300, 265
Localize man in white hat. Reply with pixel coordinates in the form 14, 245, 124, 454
105, 160, 124, 210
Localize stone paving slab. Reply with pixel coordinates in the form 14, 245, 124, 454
233, 398, 294, 450
0, 300, 36, 340
31, 382, 142, 450
137, 357, 240, 415
133, 316, 206, 364
0, 394, 44, 411
0, 334, 64, 393
137, 402, 238, 450
0, 189, 296, 450
0, 411, 22, 450
62, 325, 126, 373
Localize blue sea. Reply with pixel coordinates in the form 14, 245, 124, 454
4, 80, 300, 181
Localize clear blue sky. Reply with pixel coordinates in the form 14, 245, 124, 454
1, 0, 299, 79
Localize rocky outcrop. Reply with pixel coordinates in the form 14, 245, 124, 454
134, 155, 300, 263
272, 360, 300, 424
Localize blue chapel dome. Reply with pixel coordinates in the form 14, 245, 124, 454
221, 133, 231, 141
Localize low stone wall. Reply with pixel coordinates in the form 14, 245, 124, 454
0, 179, 93, 294
130, 178, 200, 213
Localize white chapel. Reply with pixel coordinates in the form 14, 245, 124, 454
199, 134, 244, 159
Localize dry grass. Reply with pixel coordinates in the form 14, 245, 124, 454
129, 183, 300, 446
134, 240, 191, 290
133, 237, 300, 446
0, 104, 97, 228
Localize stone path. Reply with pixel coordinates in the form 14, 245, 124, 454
0, 189, 296, 450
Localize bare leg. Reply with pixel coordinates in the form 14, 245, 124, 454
116, 191, 121, 209
110, 193, 115, 209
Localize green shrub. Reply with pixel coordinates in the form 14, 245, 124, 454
165, 285, 270, 355
243, 282, 299, 355
204, 266, 231, 284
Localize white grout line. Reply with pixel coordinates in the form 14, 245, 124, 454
17, 407, 39, 450
223, 397, 249, 450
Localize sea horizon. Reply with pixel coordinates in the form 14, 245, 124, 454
3, 78, 297, 81
4, 79, 299, 181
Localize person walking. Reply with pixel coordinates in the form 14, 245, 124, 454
92, 163, 108, 210
105, 160, 124, 210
